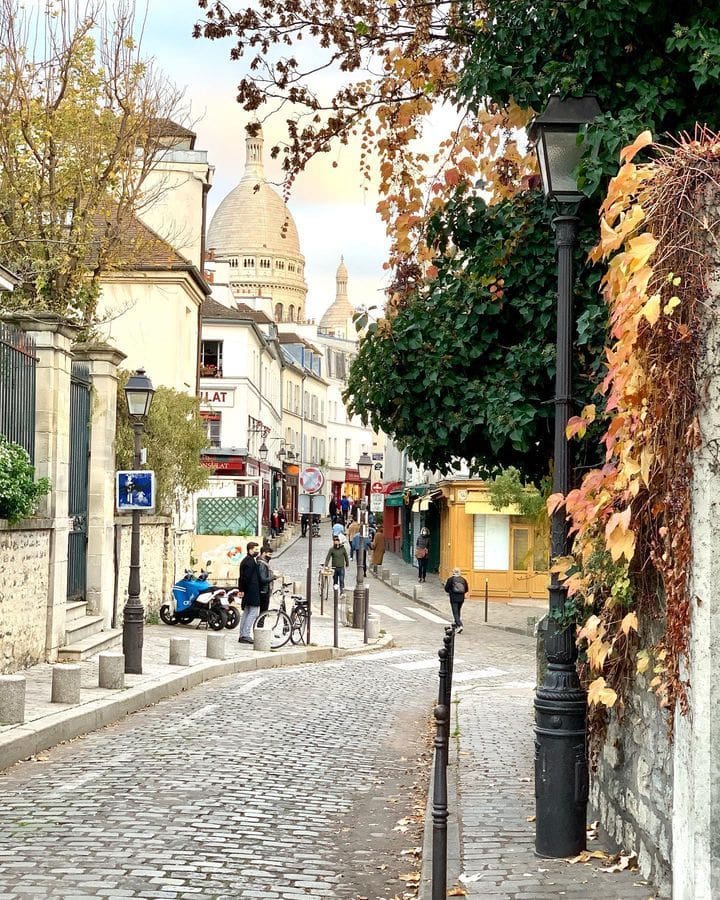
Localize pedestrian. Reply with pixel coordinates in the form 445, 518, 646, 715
415, 526, 431, 582
340, 493, 350, 524
270, 509, 280, 538
347, 519, 360, 543
325, 533, 350, 595
301, 512, 309, 537
347, 496, 354, 523
278, 506, 286, 533
444, 567, 468, 632
237, 541, 261, 644
257, 545, 276, 614
350, 528, 372, 575
371, 525, 385, 567
329, 495, 337, 521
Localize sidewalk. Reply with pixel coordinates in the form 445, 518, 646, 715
0, 581, 389, 774
375, 552, 658, 900
373, 551, 547, 635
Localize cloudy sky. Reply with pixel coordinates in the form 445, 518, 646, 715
140, 1, 391, 321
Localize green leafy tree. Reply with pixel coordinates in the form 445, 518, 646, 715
0, 436, 50, 524
0, 0, 186, 326
115, 374, 209, 515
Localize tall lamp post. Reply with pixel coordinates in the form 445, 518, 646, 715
530, 94, 601, 858
352, 451, 373, 628
122, 368, 155, 675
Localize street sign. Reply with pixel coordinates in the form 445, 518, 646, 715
116, 470, 155, 511
372, 452, 384, 461
298, 493, 327, 515
300, 466, 325, 494
371, 480, 384, 493
373, 462, 383, 471
370, 493, 384, 512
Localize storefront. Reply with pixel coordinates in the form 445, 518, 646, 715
383, 484, 405, 553
437, 480, 548, 599
283, 464, 299, 521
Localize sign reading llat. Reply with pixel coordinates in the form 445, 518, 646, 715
199, 388, 235, 407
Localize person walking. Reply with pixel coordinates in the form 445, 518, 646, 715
340, 494, 350, 525
371, 525, 385, 568
415, 526, 431, 582
444, 567, 469, 632
329, 495, 337, 521
325, 533, 350, 595
237, 541, 261, 644
257, 545, 276, 615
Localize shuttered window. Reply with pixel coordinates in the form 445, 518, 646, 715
473, 515, 510, 570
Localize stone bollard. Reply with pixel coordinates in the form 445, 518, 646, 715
253, 622, 272, 652
206, 633, 226, 660
169, 637, 191, 666
390, 573, 400, 587
98, 652, 125, 690
0, 674, 26, 725
51, 664, 81, 704
366, 615, 380, 641
413, 585, 423, 601
380, 567, 390, 581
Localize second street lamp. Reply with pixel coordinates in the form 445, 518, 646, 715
122, 368, 155, 675
529, 93, 601, 859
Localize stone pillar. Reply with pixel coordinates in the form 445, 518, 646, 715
72, 342, 126, 624
3, 313, 80, 662
673, 279, 720, 899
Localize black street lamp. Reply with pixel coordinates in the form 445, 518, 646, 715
259, 441, 269, 462
122, 368, 155, 675
352, 451, 373, 628
530, 94, 601, 859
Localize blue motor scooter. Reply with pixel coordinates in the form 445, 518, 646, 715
160, 567, 228, 630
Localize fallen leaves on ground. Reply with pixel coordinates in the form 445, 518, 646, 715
447, 887, 468, 896
602, 850, 639, 873
568, 849, 611, 864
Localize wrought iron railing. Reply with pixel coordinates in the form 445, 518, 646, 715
0, 322, 37, 461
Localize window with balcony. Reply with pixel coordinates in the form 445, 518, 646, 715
200, 340, 223, 378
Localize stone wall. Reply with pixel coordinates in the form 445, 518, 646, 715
0, 520, 51, 673
115, 516, 193, 621
590, 649, 672, 897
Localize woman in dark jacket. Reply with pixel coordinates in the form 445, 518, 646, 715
444, 567, 468, 632
415, 527, 431, 582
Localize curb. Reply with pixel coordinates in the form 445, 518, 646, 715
0, 633, 394, 773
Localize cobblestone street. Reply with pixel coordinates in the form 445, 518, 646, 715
0, 531, 656, 899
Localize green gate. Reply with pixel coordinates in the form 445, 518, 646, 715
67, 363, 91, 602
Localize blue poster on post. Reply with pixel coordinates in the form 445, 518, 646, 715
116, 470, 155, 511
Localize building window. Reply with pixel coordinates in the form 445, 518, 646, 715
311, 396, 318, 421
345, 438, 351, 465
229, 258, 238, 268
260, 258, 271, 269
289, 304, 295, 322
473, 515, 510, 570
288, 262, 296, 272
200, 412, 221, 448
200, 340, 223, 377
275, 302, 283, 322
320, 400, 324, 424
277, 260, 285, 270
311, 437, 317, 462
319, 440, 325, 464
243, 257, 255, 268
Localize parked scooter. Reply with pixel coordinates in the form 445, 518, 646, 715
160, 566, 228, 630
224, 588, 241, 630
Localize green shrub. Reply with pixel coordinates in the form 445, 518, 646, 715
0, 437, 50, 524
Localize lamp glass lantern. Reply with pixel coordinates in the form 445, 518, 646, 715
259, 441, 269, 462
124, 368, 155, 420
357, 451, 373, 482
529, 95, 602, 205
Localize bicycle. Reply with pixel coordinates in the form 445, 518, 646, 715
254, 580, 309, 649
318, 565, 332, 608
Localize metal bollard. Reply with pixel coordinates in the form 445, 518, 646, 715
98, 652, 125, 690
484, 578, 489, 622
206, 633, 226, 660
51, 664, 81, 704
0, 674, 26, 724
363, 586, 370, 644
169, 637, 190, 666
431, 703, 449, 900
333, 585, 339, 649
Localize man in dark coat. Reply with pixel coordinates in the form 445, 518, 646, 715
257, 545, 276, 614
238, 541, 261, 643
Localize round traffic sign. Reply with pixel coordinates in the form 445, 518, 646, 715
371, 481, 384, 493
300, 466, 325, 494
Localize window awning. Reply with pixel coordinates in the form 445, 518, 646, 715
412, 496, 431, 512
464, 491, 520, 515
385, 491, 404, 507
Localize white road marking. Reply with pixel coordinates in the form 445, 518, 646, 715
355, 648, 426, 661
55, 752, 133, 795
453, 667, 507, 682
404, 607, 452, 625
392, 658, 442, 671
236, 677, 265, 694
372, 604, 414, 622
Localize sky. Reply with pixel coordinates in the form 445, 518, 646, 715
139, 1, 392, 322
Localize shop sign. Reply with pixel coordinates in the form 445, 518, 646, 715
199, 388, 235, 407
370, 493, 384, 512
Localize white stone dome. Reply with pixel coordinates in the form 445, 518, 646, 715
319, 256, 356, 338
206, 126, 307, 320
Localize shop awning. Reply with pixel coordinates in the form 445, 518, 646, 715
464, 490, 520, 515
412, 496, 431, 512
385, 491, 404, 507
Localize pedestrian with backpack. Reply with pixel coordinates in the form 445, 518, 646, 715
444, 567, 469, 632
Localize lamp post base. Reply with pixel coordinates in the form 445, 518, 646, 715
352, 585, 366, 628
123, 599, 144, 675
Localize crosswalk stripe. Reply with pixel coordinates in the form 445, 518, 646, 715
237, 677, 265, 694
404, 607, 452, 625
372, 604, 415, 622
392, 658, 441, 671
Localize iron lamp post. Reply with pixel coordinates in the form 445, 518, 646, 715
530, 94, 601, 859
352, 451, 373, 627
122, 368, 155, 675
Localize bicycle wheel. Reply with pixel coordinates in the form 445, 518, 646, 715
321, 574, 330, 605
290, 607, 308, 645
254, 608, 292, 649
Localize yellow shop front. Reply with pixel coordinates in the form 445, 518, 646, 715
437, 481, 548, 599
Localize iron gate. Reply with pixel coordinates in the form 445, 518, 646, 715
67, 362, 91, 602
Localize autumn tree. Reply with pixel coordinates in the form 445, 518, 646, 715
0, 0, 187, 326
196, 0, 720, 475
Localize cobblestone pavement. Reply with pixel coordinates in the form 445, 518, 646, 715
0, 524, 656, 899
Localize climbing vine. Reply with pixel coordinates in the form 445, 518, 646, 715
555, 129, 719, 739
